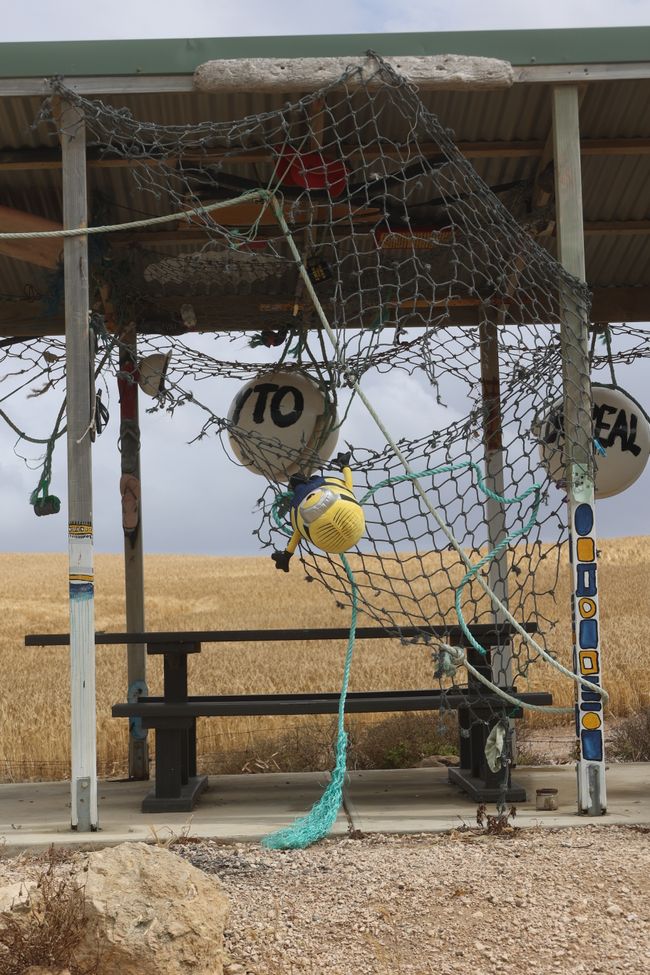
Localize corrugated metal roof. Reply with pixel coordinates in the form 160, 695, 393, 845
0, 73, 649, 327
585, 235, 649, 289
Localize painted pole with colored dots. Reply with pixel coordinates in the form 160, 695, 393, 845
570, 498, 606, 813
553, 85, 607, 814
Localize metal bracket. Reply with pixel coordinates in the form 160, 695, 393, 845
75, 775, 93, 832
128, 679, 149, 741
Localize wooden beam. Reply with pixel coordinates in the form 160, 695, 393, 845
60, 97, 99, 831
479, 318, 512, 688
589, 286, 650, 320
0, 205, 62, 268
181, 198, 381, 227
116, 322, 149, 782
0, 298, 63, 333
580, 137, 650, 156
0, 148, 177, 171
583, 220, 650, 236
2, 286, 648, 338
3, 62, 650, 97
101, 218, 650, 250
531, 131, 556, 212
532, 86, 587, 213
516, 62, 650, 84
553, 82, 606, 817
3, 137, 650, 174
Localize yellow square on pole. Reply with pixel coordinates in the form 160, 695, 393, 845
576, 537, 595, 562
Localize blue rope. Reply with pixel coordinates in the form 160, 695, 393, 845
263, 460, 541, 848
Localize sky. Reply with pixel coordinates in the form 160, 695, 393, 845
3, 1, 650, 39
1, 2, 650, 557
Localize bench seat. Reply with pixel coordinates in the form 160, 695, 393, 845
113, 687, 552, 718
112, 687, 553, 811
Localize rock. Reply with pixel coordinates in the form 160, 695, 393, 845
606, 903, 623, 917
194, 55, 514, 95
22, 969, 71, 975
74, 842, 229, 975
0, 879, 37, 912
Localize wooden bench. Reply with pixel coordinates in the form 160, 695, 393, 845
26, 624, 548, 813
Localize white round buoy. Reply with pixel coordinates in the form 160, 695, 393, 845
137, 352, 171, 398
535, 383, 650, 499
227, 370, 338, 481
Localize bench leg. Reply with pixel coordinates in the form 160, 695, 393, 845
188, 719, 197, 779
141, 720, 208, 813
449, 709, 527, 804
179, 722, 198, 784
458, 707, 472, 769
154, 729, 183, 799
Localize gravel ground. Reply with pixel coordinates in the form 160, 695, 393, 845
173, 826, 650, 975
1, 826, 648, 974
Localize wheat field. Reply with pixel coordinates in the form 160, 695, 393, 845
0, 537, 648, 781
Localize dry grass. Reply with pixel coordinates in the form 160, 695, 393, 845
0, 852, 96, 975
0, 536, 648, 781
609, 707, 650, 762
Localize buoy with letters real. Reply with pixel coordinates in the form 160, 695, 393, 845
534, 383, 650, 498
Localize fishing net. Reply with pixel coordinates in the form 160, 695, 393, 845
2, 52, 639, 839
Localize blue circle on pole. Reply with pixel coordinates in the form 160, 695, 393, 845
575, 503, 594, 537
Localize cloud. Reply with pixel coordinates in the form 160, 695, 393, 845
380, 0, 650, 33
3, 1, 382, 42
1, 2, 649, 554
3, 0, 649, 41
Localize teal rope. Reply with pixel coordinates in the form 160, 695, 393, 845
262, 553, 358, 850
361, 460, 541, 656
28, 400, 67, 516
360, 459, 530, 506
453, 482, 541, 658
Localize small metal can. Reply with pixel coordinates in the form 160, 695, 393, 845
536, 787, 559, 811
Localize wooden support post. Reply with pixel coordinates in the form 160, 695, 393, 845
478, 320, 511, 687
61, 100, 98, 831
552, 85, 606, 815
118, 324, 149, 780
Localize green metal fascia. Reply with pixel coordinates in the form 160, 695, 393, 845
0, 26, 649, 78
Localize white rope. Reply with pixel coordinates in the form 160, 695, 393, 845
0, 190, 266, 240
7, 180, 606, 713
439, 643, 573, 714
266, 192, 608, 711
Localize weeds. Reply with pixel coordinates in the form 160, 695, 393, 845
0, 852, 97, 975
515, 728, 553, 766
148, 817, 195, 848
610, 707, 650, 761
199, 711, 458, 775
241, 752, 281, 773
348, 712, 458, 770
476, 803, 518, 835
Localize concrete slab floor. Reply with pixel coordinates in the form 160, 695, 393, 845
0, 771, 348, 853
344, 764, 650, 834
0, 764, 648, 854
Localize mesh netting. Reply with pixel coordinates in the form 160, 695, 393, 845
2, 54, 642, 829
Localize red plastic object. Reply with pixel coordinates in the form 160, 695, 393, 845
274, 146, 348, 198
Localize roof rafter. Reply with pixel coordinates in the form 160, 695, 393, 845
2, 286, 648, 338
2, 138, 650, 174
